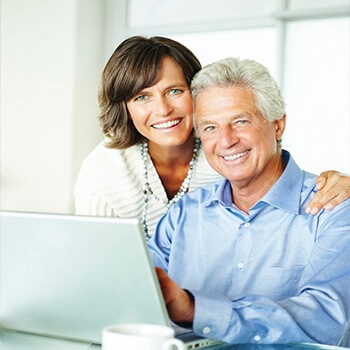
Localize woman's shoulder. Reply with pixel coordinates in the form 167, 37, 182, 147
76, 141, 143, 193
75, 142, 145, 216
80, 141, 141, 172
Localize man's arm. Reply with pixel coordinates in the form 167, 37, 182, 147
306, 171, 350, 214
154, 203, 350, 345
156, 267, 194, 325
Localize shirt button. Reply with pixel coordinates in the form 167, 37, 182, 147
254, 335, 261, 342
237, 262, 244, 269
202, 327, 211, 335
244, 222, 251, 228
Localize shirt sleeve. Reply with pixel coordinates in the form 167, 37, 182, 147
147, 212, 174, 273
192, 203, 350, 345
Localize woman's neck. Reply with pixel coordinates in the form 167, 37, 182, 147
148, 135, 196, 169
147, 135, 197, 199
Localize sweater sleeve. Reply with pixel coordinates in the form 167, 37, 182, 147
74, 144, 118, 217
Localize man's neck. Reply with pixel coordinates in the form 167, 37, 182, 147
230, 156, 286, 214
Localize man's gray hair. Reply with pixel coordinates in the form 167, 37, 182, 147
191, 57, 286, 123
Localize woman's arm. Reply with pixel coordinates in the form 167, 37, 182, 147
306, 171, 350, 215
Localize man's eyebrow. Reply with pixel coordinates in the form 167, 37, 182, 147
232, 112, 253, 119
197, 117, 216, 128
198, 112, 252, 124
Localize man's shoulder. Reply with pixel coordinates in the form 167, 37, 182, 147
300, 170, 318, 195
184, 179, 225, 203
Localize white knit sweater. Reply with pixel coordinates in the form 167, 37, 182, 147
74, 140, 222, 237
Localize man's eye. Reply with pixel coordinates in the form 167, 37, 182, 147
236, 119, 249, 125
203, 126, 215, 132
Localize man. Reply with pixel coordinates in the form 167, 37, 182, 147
147, 57, 350, 346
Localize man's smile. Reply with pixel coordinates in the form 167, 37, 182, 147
222, 149, 251, 161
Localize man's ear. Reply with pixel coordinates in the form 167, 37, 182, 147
275, 114, 286, 141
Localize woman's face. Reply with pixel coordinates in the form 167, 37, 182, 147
126, 57, 194, 148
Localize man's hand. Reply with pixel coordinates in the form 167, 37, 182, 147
306, 171, 350, 215
155, 267, 195, 324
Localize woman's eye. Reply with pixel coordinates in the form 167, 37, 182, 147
168, 89, 181, 95
135, 95, 148, 101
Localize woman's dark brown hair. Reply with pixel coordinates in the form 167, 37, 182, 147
98, 36, 202, 149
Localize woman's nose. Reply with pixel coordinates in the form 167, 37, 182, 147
154, 96, 173, 116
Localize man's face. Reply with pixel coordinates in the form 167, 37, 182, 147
195, 86, 285, 188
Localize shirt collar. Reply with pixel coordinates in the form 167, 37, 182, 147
259, 150, 303, 214
205, 150, 303, 215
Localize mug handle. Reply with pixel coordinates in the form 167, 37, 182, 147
163, 338, 186, 350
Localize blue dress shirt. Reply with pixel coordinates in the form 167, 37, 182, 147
148, 150, 350, 345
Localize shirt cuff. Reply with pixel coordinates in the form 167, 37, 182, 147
192, 292, 233, 340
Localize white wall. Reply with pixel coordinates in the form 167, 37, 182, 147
0, 0, 105, 214
283, 17, 350, 174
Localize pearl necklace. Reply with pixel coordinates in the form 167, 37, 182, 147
141, 138, 201, 240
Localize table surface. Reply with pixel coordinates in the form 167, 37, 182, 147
0, 329, 348, 350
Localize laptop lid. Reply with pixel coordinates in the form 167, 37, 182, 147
0, 211, 170, 344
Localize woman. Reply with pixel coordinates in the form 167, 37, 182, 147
75, 36, 350, 239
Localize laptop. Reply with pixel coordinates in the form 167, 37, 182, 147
0, 211, 223, 349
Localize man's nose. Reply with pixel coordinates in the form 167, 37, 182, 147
219, 125, 240, 148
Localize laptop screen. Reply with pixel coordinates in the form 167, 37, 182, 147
0, 211, 169, 344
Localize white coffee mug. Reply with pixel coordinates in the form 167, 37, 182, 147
102, 323, 185, 350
